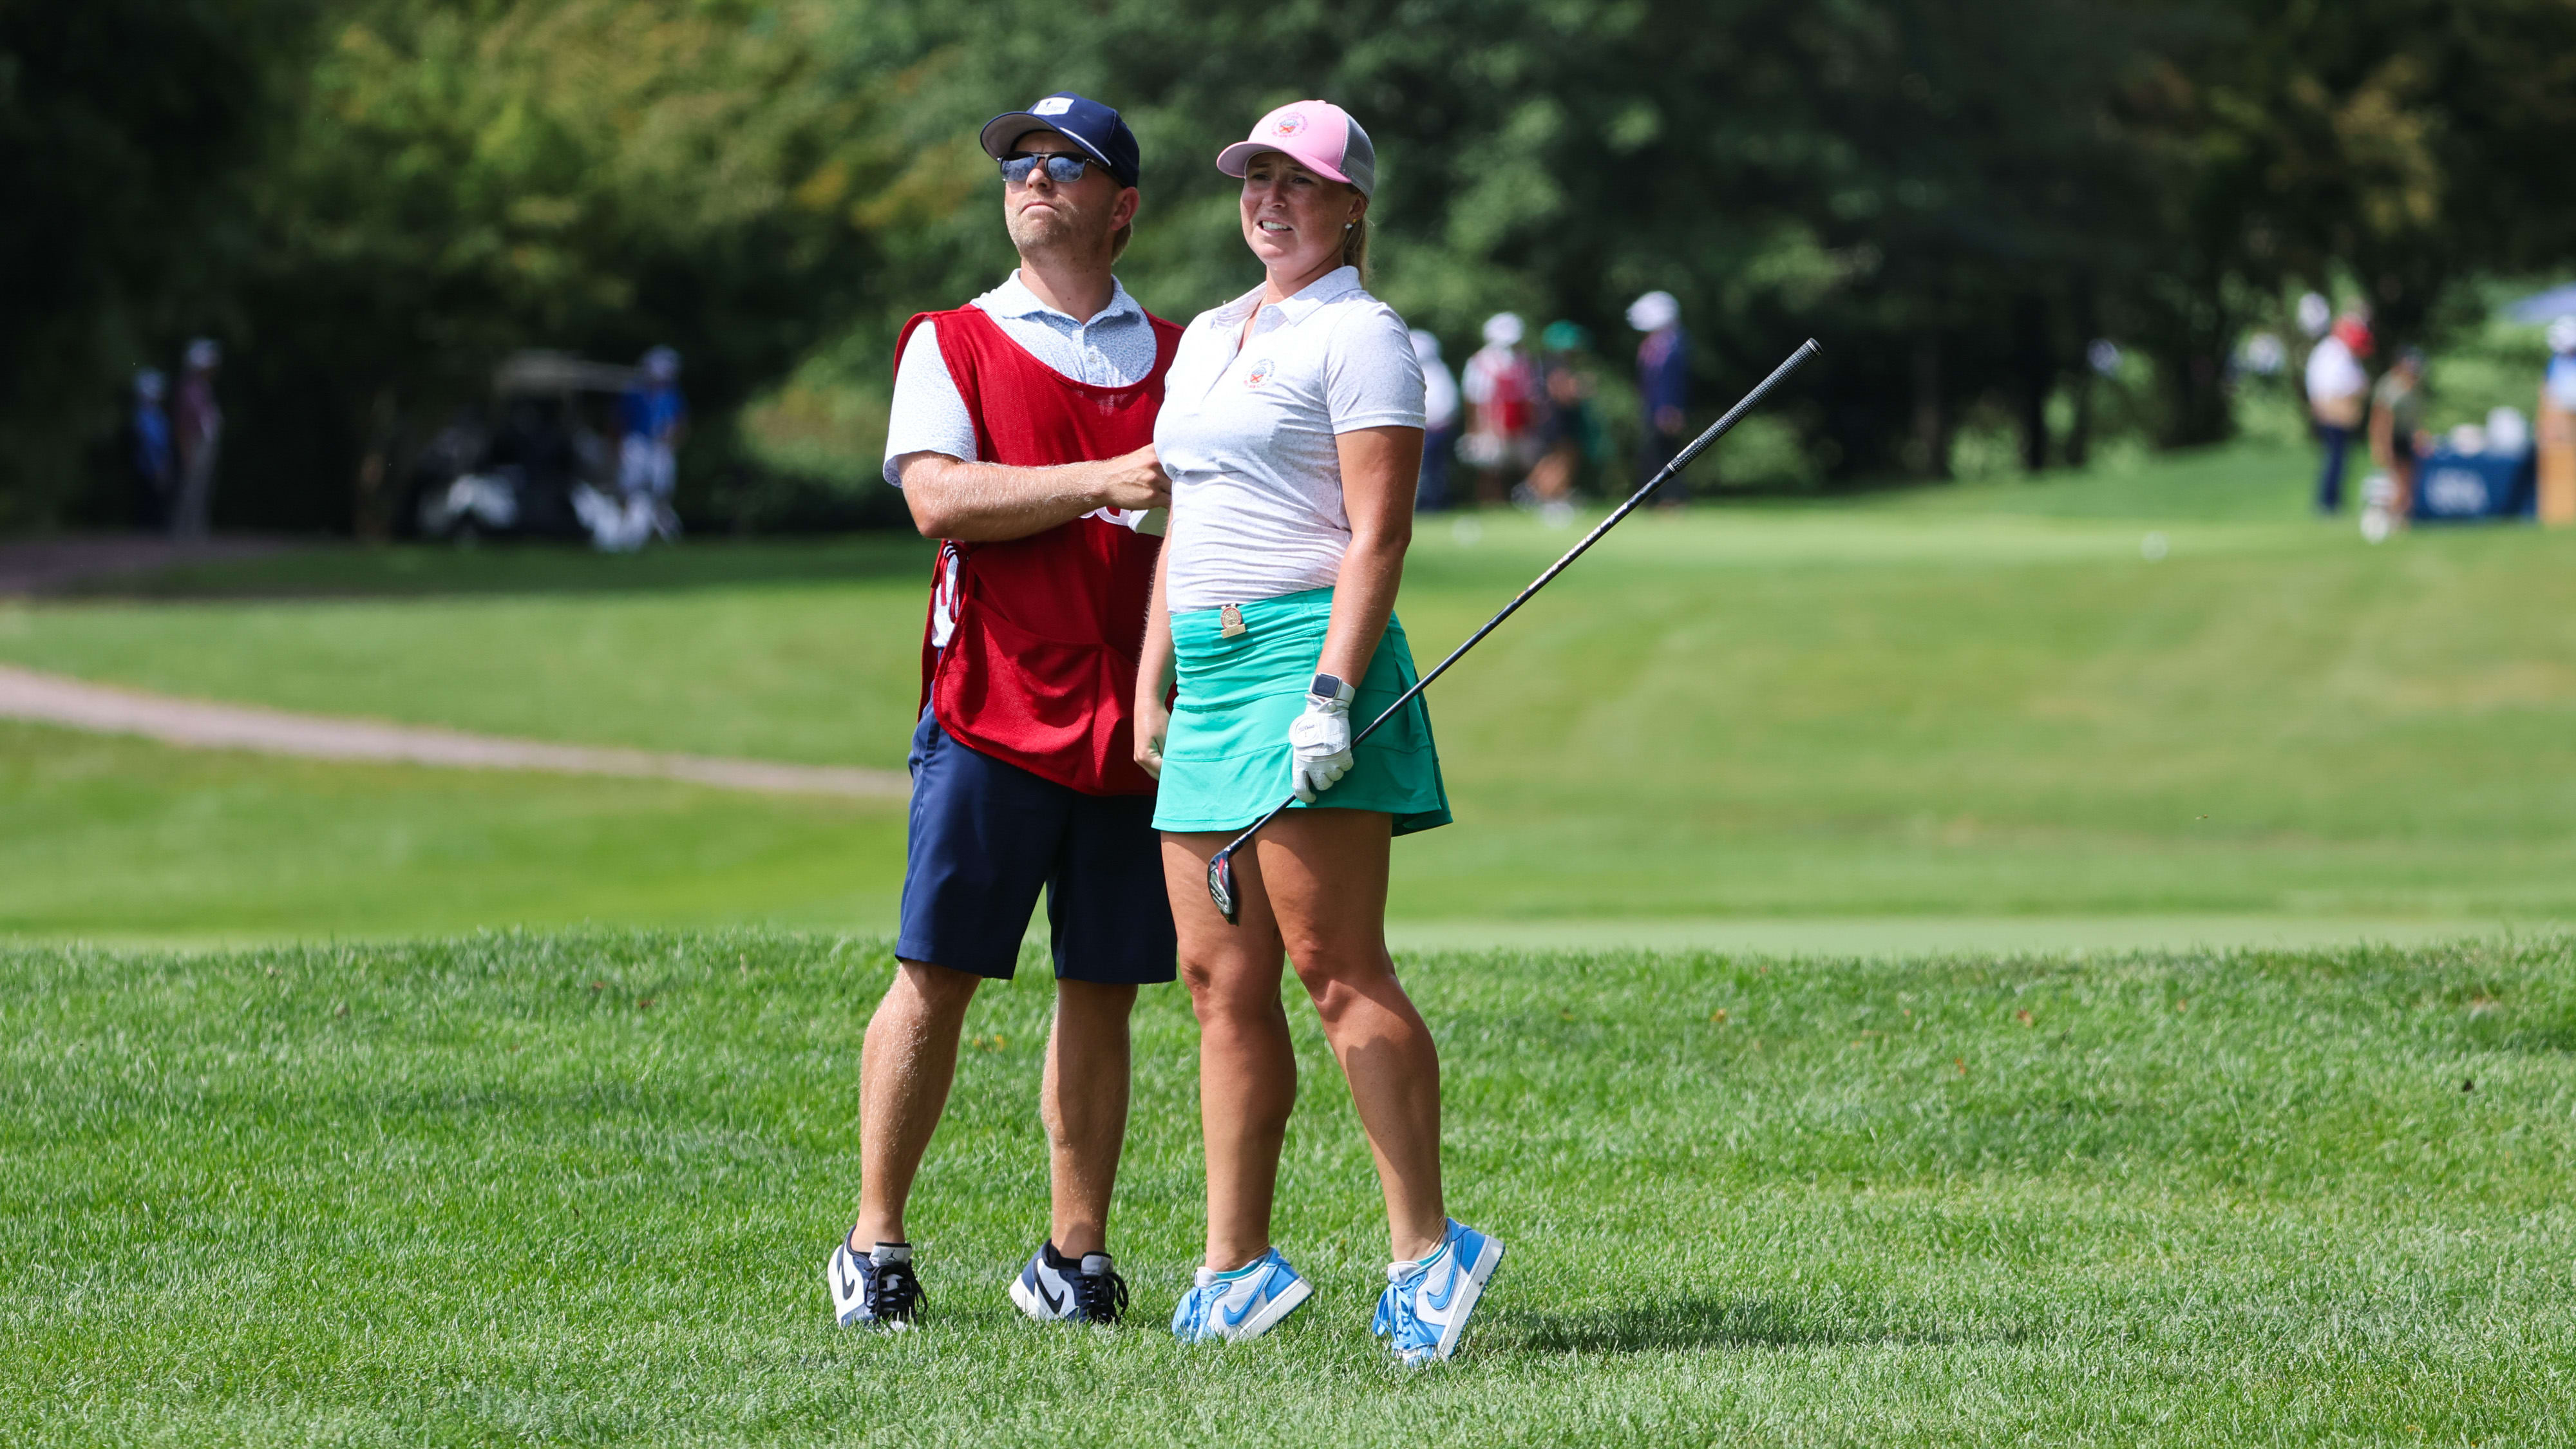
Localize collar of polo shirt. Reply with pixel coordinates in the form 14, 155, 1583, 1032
986, 269, 1144, 327
1208, 265, 1365, 330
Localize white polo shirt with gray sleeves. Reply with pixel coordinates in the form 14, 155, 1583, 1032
1153, 267, 1426, 612
881, 270, 1161, 486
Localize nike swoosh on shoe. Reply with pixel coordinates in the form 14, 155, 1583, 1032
1425, 1261, 1463, 1312
1218, 1289, 1260, 1328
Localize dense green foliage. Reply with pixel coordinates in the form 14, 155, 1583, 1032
224, 0, 893, 531
7, 442, 2576, 940
0, 0, 314, 528
6, 930, 2572, 1442
8, 0, 2575, 529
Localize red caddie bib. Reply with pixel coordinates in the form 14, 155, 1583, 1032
900, 303, 1182, 797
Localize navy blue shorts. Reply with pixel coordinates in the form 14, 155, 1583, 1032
896, 708, 1176, 984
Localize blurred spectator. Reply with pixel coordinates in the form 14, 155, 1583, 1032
2485, 406, 2530, 458
2295, 292, 2333, 341
1522, 319, 1598, 524
1628, 290, 1689, 507
2305, 313, 2371, 514
2540, 317, 2576, 527
129, 369, 175, 531
619, 345, 687, 540
1460, 312, 1537, 505
2368, 346, 2426, 527
1411, 329, 1459, 511
170, 338, 223, 539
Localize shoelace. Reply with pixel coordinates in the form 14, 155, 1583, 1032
868, 1259, 925, 1323
1070, 1265, 1130, 1324
1374, 1274, 1421, 1343
1173, 1285, 1208, 1340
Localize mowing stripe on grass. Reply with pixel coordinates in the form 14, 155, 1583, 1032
0, 663, 908, 799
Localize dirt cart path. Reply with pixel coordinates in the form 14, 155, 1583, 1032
0, 663, 909, 800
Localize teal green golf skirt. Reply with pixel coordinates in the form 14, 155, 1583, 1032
1151, 587, 1452, 837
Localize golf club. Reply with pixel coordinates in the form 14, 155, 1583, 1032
1204, 336, 1823, 923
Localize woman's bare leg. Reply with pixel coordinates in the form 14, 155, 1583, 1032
1257, 810, 1446, 1263
1164, 832, 1295, 1272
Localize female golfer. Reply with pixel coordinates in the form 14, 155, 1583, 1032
1134, 100, 1501, 1365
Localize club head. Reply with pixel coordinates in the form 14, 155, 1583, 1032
1206, 849, 1240, 925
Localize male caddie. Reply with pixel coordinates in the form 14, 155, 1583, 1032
826, 92, 1182, 1331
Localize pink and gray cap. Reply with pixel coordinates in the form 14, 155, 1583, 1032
1216, 100, 1376, 196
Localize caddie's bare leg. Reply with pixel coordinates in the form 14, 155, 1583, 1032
851, 960, 981, 1250
1043, 980, 1137, 1258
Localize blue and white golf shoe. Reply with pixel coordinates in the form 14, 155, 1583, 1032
1373, 1219, 1503, 1365
1170, 1247, 1314, 1343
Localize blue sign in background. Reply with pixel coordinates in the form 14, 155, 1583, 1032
2412, 448, 2535, 521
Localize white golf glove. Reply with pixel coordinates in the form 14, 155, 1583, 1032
1287, 673, 1356, 804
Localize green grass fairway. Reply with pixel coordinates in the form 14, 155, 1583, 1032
5, 438, 2574, 937
0, 723, 904, 938
8, 931, 2571, 1444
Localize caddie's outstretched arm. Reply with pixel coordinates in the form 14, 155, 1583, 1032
896, 446, 1168, 542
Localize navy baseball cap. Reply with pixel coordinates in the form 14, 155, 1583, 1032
978, 93, 1141, 188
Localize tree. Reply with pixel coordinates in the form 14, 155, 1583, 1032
222, 0, 895, 531
16, 0, 2575, 529
2113, 0, 2576, 446
0, 0, 310, 527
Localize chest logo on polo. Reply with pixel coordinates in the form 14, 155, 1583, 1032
1244, 358, 1276, 388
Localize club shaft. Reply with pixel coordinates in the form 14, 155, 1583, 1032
1211, 338, 1822, 864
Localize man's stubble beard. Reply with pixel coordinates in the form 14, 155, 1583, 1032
1006, 200, 1108, 265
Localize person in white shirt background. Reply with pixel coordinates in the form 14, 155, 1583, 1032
2304, 310, 2372, 514
1135, 98, 1503, 1366
1459, 311, 1536, 504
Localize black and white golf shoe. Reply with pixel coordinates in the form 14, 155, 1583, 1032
827, 1239, 923, 1330
1008, 1243, 1130, 1325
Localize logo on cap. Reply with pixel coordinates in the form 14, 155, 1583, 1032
1032, 97, 1074, 116
1273, 112, 1307, 137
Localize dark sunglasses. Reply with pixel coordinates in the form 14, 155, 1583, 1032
999, 151, 1104, 186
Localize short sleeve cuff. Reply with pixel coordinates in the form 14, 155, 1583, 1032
1332, 410, 1428, 433
884, 319, 978, 487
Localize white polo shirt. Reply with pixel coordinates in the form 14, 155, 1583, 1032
2305, 336, 2366, 406
1154, 267, 1426, 611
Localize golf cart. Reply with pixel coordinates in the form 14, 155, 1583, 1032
407, 351, 638, 543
